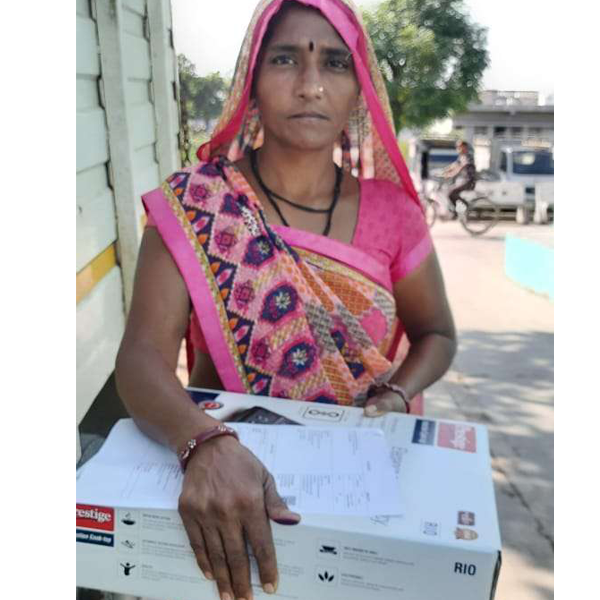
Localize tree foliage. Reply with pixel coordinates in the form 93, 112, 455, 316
362, 0, 489, 131
177, 54, 229, 131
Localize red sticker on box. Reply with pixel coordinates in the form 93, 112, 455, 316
198, 400, 223, 410
437, 423, 476, 453
76, 504, 115, 531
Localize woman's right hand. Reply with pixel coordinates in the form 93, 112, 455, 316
178, 434, 301, 600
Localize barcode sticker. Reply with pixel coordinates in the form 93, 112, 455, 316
282, 496, 297, 507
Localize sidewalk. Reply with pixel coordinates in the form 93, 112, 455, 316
427, 222, 554, 600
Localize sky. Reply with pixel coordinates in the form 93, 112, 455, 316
171, 0, 555, 98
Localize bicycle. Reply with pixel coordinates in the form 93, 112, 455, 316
420, 178, 500, 236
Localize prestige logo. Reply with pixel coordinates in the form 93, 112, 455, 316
76, 507, 111, 523
76, 504, 115, 532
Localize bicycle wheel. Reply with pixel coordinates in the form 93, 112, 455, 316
460, 196, 500, 236
422, 198, 438, 228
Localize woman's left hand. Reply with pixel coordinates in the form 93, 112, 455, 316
363, 390, 409, 417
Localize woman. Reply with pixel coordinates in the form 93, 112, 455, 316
116, 1, 456, 599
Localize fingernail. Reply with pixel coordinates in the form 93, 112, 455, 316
274, 517, 299, 525
221, 593, 232, 600
204, 571, 214, 580
365, 405, 377, 416
263, 583, 276, 594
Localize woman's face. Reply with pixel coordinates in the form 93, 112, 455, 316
254, 5, 360, 152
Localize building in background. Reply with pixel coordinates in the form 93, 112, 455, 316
406, 90, 554, 223
451, 91, 554, 222
452, 90, 554, 146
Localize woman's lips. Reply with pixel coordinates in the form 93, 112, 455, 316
289, 112, 329, 120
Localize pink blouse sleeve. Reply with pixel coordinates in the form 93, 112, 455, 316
389, 189, 433, 283
354, 180, 433, 286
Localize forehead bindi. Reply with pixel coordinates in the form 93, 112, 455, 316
267, 7, 348, 53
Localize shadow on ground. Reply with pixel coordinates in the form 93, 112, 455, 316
434, 329, 554, 598
452, 329, 553, 424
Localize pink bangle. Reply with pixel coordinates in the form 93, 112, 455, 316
178, 424, 239, 471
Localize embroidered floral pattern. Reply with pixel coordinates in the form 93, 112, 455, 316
214, 227, 238, 254
261, 284, 298, 323
233, 280, 255, 309
221, 193, 243, 217
278, 342, 317, 379
189, 183, 209, 205
243, 235, 275, 267
158, 157, 399, 404
251, 339, 271, 365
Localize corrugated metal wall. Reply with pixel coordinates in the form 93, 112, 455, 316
76, 0, 116, 274
76, 0, 179, 427
124, 0, 162, 206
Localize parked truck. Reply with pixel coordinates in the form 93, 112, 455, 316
474, 140, 554, 223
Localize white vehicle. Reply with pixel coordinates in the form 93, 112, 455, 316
474, 142, 554, 222
467, 178, 525, 212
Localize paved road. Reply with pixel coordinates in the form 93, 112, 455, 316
427, 221, 554, 600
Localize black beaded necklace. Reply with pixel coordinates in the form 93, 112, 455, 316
250, 149, 343, 237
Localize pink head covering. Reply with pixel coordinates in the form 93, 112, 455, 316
197, 0, 420, 207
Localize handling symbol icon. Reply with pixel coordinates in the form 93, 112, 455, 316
318, 570, 335, 583
120, 562, 136, 576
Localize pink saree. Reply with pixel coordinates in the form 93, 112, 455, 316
142, 0, 432, 412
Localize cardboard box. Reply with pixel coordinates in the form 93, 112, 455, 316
77, 389, 502, 599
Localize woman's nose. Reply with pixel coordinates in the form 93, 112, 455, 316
296, 63, 324, 100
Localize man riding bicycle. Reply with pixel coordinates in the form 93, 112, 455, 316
442, 141, 477, 218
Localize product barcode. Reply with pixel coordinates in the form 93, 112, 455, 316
282, 496, 297, 507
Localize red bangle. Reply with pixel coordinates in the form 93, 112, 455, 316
178, 424, 239, 471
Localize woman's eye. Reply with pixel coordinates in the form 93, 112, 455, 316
327, 58, 351, 71
271, 55, 296, 66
